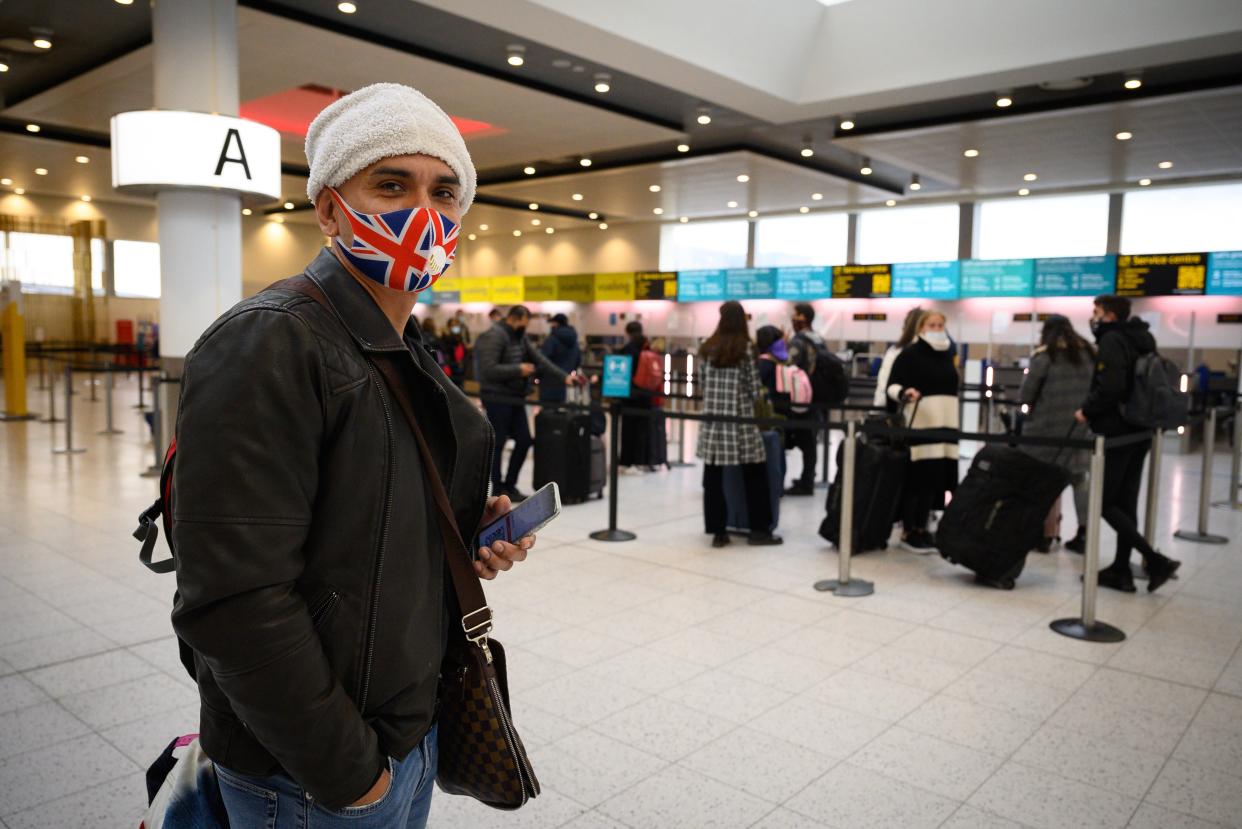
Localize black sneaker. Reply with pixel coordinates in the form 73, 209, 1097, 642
747, 532, 784, 546
783, 484, 814, 496
975, 573, 1016, 590
1034, 537, 1054, 554
1065, 529, 1086, 554
711, 533, 730, 548
1146, 554, 1182, 593
1095, 567, 1137, 593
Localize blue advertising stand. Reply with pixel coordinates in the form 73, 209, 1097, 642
1034, 256, 1116, 297
1207, 251, 1242, 296
891, 261, 961, 299
592, 354, 637, 542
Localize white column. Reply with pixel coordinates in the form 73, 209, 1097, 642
153, 0, 242, 360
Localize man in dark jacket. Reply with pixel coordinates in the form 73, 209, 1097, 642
1075, 294, 1180, 593
475, 305, 574, 499
538, 313, 581, 404
784, 303, 829, 494
171, 83, 537, 827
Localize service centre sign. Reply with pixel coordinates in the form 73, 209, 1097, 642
111, 110, 281, 200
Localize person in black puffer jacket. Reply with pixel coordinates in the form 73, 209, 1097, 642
1075, 294, 1181, 593
538, 313, 581, 404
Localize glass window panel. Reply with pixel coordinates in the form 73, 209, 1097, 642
753, 213, 849, 267
90, 237, 105, 295
659, 220, 749, 271
978, 193, 1109, 259
7, 232, 75, 293
113, 240, 161, 298
1120, 183, 1242, 253
856, 204, 959, 264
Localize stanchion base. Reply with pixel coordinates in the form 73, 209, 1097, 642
132, 404, 149, 410
1173, 530, 1229, 545
813, 578, 875, 597
667, 461, 694, 468
589, 528, 636, 542
1211, 501, 1242, 512
1049, 617, 1126, 643
39, 416, 64, 424
0, 413, 39, 422
52, 448, 87, 455
98, 428, 124, 435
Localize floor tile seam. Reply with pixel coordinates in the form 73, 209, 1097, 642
580, 657, 714, 695
781, 757, 964, 823
744, 803, 792, 829
1088, 657, 1229, 698
21, 661, 165, 703
680, 720, 844, 801
0, 763, 141, 821
965, 655, 1103, 696
892, 695, 1044, 764
986, 757, 1147, 813
935, 803, 1040, 829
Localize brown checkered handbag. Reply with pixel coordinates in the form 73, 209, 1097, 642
372, 356, 541, 811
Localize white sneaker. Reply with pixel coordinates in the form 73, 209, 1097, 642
899, 533, 938, 555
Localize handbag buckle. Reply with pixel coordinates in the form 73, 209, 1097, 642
462, 606, 494, 643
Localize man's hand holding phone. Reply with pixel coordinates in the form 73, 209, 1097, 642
474, 494, 534, 580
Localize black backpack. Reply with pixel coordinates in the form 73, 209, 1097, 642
795, 331, 849, 407
1123, 351, 1190, 430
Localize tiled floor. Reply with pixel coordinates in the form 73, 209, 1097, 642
2, 372, 1241, 828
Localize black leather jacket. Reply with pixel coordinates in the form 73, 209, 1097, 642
171, 248, 494, 809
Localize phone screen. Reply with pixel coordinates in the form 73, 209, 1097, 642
476, 483, 560, 552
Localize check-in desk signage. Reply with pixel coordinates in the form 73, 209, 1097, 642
725, 268, 777, 300
594, 273, 636, 301
1034, 256, 1116, 297
832, 264, 892, 298
558, 274, 595, 303
489, 276, 525, 304
459, 278, 491, 303
677, 269, 727, 301
1207, 251, 1242, 296
1117, 253, 1206, 296
775, 267, 831, 300
961, 259, 1035, 298
891, 261, 961, 299
430, 275, 461, 305
635, 271, 678, 300
524, 275, 559, 301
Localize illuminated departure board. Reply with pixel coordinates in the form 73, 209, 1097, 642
1207, 251, 1242, 296
891, 261, 961, 299
831, 264, 892, 298
635, 271, 678, 300
677, 269, 727, 301
1116, 253, 1207, 296
775, 267, 832, 300
1033, 256, 1116, 297
960, 259, 1035, 297
725, 268, 777, 299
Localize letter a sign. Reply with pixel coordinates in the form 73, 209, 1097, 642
112, 110, 281, 200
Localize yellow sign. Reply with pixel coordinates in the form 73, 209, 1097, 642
489, 276, 525, 304
558, 274, 595, 302
524, 275, 559, 301
594, 272, 636, 301
635, 271, 677, 300
459, 278, 491, 303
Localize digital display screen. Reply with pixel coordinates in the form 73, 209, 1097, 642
677, 269, 727, 301
960, 259, 1035, 297
891, 261, 960, 299
1116, 253, 1207, 296
635, 271, 677, 299
1207, 251, 1242, 296
775, 267, 832, 300
477, 484, 558, 550
724, 268, 777, 299
831, 264, 892, 298
1033, 256, 1116, 297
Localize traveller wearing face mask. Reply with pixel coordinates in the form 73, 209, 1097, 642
887, 309, 961, 553
171, 83, 542, 827
440, 313, 468, 388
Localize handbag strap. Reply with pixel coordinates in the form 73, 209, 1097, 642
274, 275, 494, 646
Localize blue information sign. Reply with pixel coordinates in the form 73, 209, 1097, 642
960, 259, 1035, 297
1207, 251, 1242, 296
724, 268, 776, 299
429, 290, 461, 305
775, 267, 832, 300
891, 261, 961, 299
602, 354, 633, 398
676, 269, 727, 302
1033, 255, 1116, 297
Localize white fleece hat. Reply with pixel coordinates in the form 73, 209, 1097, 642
304, 82, 476, 212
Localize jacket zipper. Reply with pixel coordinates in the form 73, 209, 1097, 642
309, 590, 341, 629
359, 361, 396, 713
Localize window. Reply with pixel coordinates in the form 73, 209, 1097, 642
6, 232, 75, 293
1121, 183, 1242, 253
659, 220, 749, 271
91, 238, 105, 295
753, 213, 849, 267
856, 204, 958, 264
113, 240, 161, 298
978, 193, 1109, 259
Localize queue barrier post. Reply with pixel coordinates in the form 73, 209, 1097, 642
1143, 429, 1164, 545
1212, 400, 1242, 512
669, 391, 693, 468
1175, 407, 1229, 543
819, 411, 831, 488
1051, 434, 1125, 642
589, 401, 636, 542
134, 365, 147, 410
88, 365, 99, 402
99, 365, 123, 435
140, 375, 164, 478
814, 420, 874, 598
52, 364, 86, 456
40, 361, 62, 424
37, 355, 48, 391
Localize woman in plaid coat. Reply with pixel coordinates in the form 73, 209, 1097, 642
697, 301, 782, 548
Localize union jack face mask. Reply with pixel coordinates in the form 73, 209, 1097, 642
327, 187, 460, 293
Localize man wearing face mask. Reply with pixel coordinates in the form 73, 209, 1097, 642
170, 83, 539, 827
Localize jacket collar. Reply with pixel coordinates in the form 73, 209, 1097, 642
304, 247, 420, 353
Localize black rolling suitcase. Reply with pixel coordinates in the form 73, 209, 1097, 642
819, 435, 906, 552
725, 430, 785, 533
936, 445, 1071, 584
534, 408, 597, 504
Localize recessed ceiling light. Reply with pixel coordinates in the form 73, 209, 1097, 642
1023, 172, 1037, 181
507, 45, 525, 67
283, 201, 294, 209
75, 155, 89, 164
747, 210, 758, 218
885, 199, 896, 207
811, 192, 823, 200
696, 113, 712, 126
467, 233, 477, 240
909, 174, 922, 191
80, 195, 91, 202
963, 148, 979, 158
241, 208, 252, 215
588, 212, 599, 220
649, 184, 661, 192
14, 188, 25, 194
1157, 161, 1173, 169
32, 38, 52, 50
34, 168, 47, 176
479, 224, 489, 231
593, 73, 611, 94
531, 218, 541, 226
0, 178, 10, 185
0, 62, 9, 73
726, 200, 738, 208
545, 227, 554, 234
523, 166, 536, 175
860, 163, 872, 176
995, 94, 1013, 108
579, 157, 592, 167
337, 1, 357, 12
1124, 74, 1142, 90
25, 124, 40, 133
572, 193, 584, 200
799, 206, 809, 213
528, 202, 539, 210
1138, 178, 1151, 186
839, 118, 855, 131
676, 143, 690, 153
1018, 188, 1030, 196
736, 174, 749, 182
1115, 131, 1132, 141
800, 147, 814, 158
652, 207, 664, 215
679, 216, 688, 223
513, 230, 522, 237
598, 222, 608, 229
115, 0, 135, 4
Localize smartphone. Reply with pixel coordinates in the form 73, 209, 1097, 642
475, 482, 561, 554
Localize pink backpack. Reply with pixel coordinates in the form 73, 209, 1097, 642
776, 363, 813, 408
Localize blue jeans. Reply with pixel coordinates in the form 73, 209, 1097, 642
215, 724, 437, 828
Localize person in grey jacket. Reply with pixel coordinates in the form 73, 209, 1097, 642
475, 305, 575, 499
1018, 315, 1094, 552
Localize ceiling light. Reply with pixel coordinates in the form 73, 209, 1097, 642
839, 118, 855, 131
479, 224, 489, 230
513, 230, 522, 237
679, 216, 688, 223
0, 63, 8, 73
1023, 172, 1037, 181
545, 227, 554, 234
811, 192, 823, 200
528, 202, 539, 210
800, 147, 814, 158
25, 124, 40, 133
283, 201, 294, 209
467, 233, 477, 240
523, 166, 536, 175
337, 1, 357, 12
579, 157, 592, 167
14, 188, 25, 194
1018, 188, 1030, 196
0, 178, 10, 185
588, 212, 599, 220
727, 200, 738, 208
736, 174, 749, 183
649, 184, 661, 192
652, 207, 664, 215
80, 195, 91, 202
860, 158, 873, 175
1123, 73, 1142, 90
572, 193, 584, 200
963, 148, 979, 158
34, 168, 47, 176
115, 0, 135, 4
531, 218, 541, 226
676, 143, 690, 153
1115, 131, 1132, 140
506, 45, 526, 67
747, 210, 758, 218
1138, 178, 1151, 186
75, 155, 89, 164
593, 73, 611, 94
909, 174, 922, 191
995, 94, 1013, 108
32, 38, 52, 50
885, 199, 896, 207
696, 107, 712, 125
242, 208, 252, 215
1157, 161, 1173, 169
598, 222, 608, 229
799, 206, 809, 213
